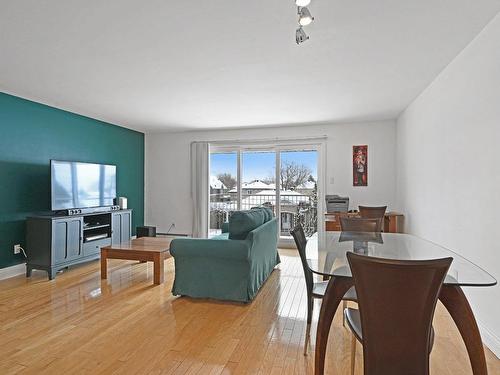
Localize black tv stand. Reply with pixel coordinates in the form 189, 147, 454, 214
26, 209, 132, 280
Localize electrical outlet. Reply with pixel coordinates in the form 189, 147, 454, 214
14, 244, 21, 255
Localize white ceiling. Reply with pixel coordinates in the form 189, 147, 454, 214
1, 1, 500, 132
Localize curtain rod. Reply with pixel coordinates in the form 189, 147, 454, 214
192, 135, 327, 145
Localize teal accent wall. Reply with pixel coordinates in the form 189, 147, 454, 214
0, 93, 144, 269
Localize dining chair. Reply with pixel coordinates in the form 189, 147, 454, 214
344, 252, 452, 375
358, 206, 387, 231
337, 217, 381, 329
358, 205, 387, 218
339, 217, 383, 233
290, 224, 357, 355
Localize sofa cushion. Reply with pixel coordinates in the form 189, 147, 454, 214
229, 210, 265, 240
264, 207, 273, 220
251, 206, 273, 222
211, 232, 229, 240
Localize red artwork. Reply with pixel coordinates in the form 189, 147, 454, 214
353, 145, 368, 186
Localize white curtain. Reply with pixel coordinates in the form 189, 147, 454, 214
190, 142, 210, 238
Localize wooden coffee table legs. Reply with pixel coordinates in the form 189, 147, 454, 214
314, 279, 489, 375
100, 249, 167, 285
101, 248, 108, 280
153, 252, 165, 285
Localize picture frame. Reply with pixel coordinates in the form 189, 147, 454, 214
353, 145, 368, 186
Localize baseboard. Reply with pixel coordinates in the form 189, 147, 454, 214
478, 320, 500, 359
0, 263, 26, 281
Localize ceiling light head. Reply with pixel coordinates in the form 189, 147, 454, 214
296, 27, 309, 44
295, 0, 311, 6
298, 7, 314, 26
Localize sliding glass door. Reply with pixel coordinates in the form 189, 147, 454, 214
209, 151, 238, 237
209, 144, 322, 244
241, 150, 276, 215
279, 149, 318, 238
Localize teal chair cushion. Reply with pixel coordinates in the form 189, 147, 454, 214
265, 207, 273, 220
211, 232, 229, 240
251, 206, 273, 222
229, 209, 265, 240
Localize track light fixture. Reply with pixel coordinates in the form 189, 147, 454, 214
296, 27, 309, 44
298, 7, 314, 26
294, 1, 314, 44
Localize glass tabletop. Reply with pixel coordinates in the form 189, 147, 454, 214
306, 232, 497, 287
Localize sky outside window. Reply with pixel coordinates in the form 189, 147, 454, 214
211, 150, 317, 183
281, 150, 317, 181
210, 152, 237, 177
242, 151, 275, 182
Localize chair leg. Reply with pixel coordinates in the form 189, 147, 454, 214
307, 295, 314, 324
304, 322, 311, 355
304, 295, 313, 355
350, 332, 357, 375
342, 300, 347, 327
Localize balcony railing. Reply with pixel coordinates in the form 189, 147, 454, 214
210, 193, 318, 237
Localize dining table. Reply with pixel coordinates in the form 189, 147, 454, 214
305, 231, 497, 375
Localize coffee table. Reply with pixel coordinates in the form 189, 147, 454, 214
101, 237, 172, 285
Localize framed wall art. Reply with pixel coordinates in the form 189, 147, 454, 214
353, 145, 368, 186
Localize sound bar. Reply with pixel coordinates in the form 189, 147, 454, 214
66, 205, 121, 216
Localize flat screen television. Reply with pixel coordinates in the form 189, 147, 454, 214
51, 160, 117, 211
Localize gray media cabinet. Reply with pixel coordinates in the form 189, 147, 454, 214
26, 209, 132, 280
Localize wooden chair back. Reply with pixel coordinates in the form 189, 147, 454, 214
359, 206, 387, 219
290, 225, 313, 293
340, 217, 382, 232
346, 252, 452, 375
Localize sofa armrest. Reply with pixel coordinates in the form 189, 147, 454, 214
170, 238, 251, 261
247, 218, 279, 256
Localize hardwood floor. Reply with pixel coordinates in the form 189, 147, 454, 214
0, 249, 498, 374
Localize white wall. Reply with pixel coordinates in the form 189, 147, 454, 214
396, 13, 500, 357
146, 120, 396, 235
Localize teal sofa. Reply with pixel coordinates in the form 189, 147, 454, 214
170, 208, 280, 302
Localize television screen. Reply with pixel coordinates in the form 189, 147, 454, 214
51, 160, 117, 210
